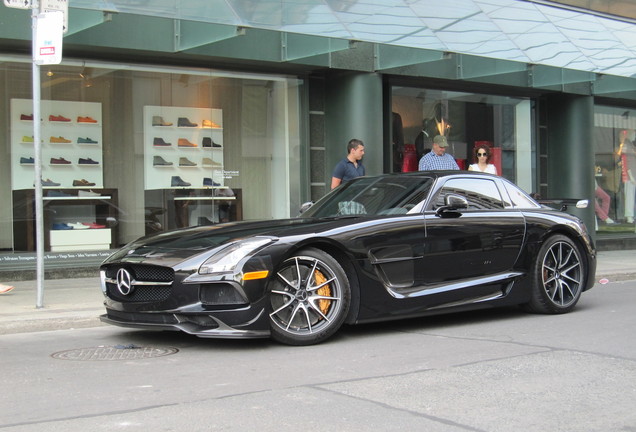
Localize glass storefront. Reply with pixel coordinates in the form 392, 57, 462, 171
390, 87, 535, 193
593, 105, 636, 233
0, 57, 302, 268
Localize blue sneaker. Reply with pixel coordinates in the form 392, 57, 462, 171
77, 137, 98, 144
20, 157, 34, 164
41, 179, 61, 187
52, 223, 73, 230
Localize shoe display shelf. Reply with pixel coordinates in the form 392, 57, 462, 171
143, 105, 224, 190
12, 189, 119, 252
10, 98, 104, 190
144, 188, 242, 231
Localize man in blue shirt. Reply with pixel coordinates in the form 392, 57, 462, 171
418, 135, 460, 171
331, 139, 365, 189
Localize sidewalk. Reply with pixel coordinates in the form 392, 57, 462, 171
1, 250, 635, 335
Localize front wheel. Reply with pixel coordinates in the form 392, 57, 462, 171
525, 234, 585, 314
268, 248, 350, 346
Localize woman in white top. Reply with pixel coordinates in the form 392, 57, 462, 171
468, 144, 498, 175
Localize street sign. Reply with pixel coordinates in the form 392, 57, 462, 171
40, 0, 68, 33
4, 0, 33, 9
4, 0, 32, 8
34, 11, 63, 65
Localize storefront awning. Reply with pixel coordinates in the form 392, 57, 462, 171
1, 0, 634, 97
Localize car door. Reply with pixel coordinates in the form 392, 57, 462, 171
417, 177, 525, 287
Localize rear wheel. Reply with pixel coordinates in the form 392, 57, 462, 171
525, 235, 585, 314
268, 248, 350, 345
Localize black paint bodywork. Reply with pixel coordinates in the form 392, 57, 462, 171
99, 172, 596, 339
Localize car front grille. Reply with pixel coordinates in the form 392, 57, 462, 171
103, 264, 174, 303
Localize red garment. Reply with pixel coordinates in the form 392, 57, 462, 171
622, 153, 629, 183
401, 144, 418, 172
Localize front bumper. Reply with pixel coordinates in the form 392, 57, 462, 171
100, 307, 270, 339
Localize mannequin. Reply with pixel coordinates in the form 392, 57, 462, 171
619, 129, 636, 224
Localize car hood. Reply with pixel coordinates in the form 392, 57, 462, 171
103, 216, 363, 266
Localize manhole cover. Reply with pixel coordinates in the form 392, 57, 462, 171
51, 344, 179, 361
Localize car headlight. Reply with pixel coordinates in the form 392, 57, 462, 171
198, 238, 273, 275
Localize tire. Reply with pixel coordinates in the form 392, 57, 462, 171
525, 234, 585, 314
268, 248, 351, 346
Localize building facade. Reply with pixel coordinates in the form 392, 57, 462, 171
0, 0, 635, 277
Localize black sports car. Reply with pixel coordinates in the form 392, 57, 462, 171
100, 171, 596, 345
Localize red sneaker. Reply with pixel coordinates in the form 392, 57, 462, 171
49, 115, 71, 122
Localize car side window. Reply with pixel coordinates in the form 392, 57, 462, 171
430, 178, 504, 210
502, 181, 541, 209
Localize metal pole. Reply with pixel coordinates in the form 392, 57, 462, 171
32, 0, 45, 308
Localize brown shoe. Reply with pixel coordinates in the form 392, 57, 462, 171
73, 179, 96, 187
50, 157, 71, 164
77, 116, 98, 123
178, 138, 197, 147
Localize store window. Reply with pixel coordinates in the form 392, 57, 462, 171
593, 106, 635, 232
390, 87, 534, 192
0, 58, 302, 266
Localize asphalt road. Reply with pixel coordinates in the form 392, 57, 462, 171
1, 279, 635, 432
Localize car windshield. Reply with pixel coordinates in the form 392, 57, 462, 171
302, 175, 434, 218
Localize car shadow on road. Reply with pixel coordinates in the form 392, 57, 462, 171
101, 301, 599, 349
339, 306, 528, 339
103, 306, 528, 350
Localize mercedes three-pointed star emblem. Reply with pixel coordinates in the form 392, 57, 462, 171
116, 268, 134, 295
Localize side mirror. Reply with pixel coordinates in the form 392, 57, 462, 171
435, 194, 468, 217
299, 201, 314, 214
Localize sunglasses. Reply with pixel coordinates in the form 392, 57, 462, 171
477, 152, 488, 156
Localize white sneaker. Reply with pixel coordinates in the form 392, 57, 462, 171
67, 222, 90, 230
627, 217, 634, 224
0, 284, 15, 294
605, 217, 615, 224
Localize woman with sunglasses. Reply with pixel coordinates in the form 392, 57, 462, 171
468, 144, 498, 175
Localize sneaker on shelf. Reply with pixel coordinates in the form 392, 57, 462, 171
73, 179, 96, 187
178, 138, 197, 147
22, 135, 34, 143
49, 114, 71, 122
0, 284, 15, 294
78, 158, 99, 165
50, 157, 71, 164
153, 156, 173, 166
47, 190, 73, 197
67, 222, 90, 230
171, 176, 191, 187
78, 190, 101, 197
41, 178, 61, 187
83, 222, 106, 229
152, 116, 173, 126
202, 157, 222, 168
52, 223, 73, 230
77, 116, 98, 123
177, 117, 197, 127
50, 136, 72, 143
20, 114, 34, 121
203, 178, 221, 187
77, 137, 98, 144
202, 119, 221, 128
202, 137, 222, 148
20, 156, 35, 164
153, 137, 171, 147
179, 157, 197, 167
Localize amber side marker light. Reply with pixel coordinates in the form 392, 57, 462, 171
242, 270, 269, 281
